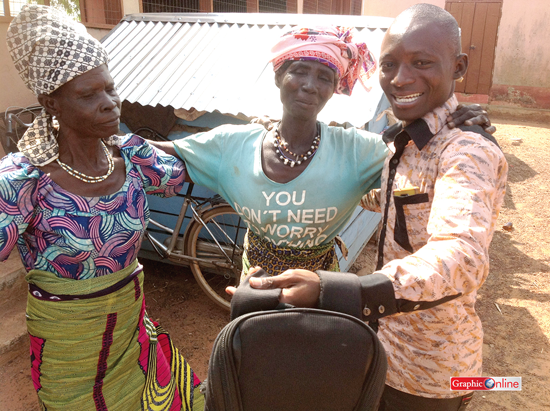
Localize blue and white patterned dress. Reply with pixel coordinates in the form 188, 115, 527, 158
0, 134, 185, 279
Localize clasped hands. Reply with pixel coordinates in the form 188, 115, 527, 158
226, 266, 321, 308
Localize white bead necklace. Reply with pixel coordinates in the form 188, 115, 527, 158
56, 141, 114, 183
274, 123, 321, 167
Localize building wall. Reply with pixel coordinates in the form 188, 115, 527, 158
0, 21, 111, 112
362, 0, 550, 109
2, 0, 549, 117
0, 0, 137, 114
0, 22, 36, 114
0, 17, 110, 157
494, 0, 549, 87
490, 0, 550, 108
122, 0, 141, 15
362, 0, 444, 17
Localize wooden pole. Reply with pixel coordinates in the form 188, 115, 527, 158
287, 0, 299, 14
199, 0, 213, 12
247, 0, 259, 13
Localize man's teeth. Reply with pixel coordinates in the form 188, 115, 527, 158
395, 93, 422, 103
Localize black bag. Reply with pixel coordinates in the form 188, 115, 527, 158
204, 270, 387, 411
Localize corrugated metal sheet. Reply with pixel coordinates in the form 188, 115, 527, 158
102, 13, 394, 126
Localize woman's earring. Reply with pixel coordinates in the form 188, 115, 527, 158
52, 116, 60, 132
456, 76, 464, 83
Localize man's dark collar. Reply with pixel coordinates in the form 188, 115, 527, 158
382, 118, 501, 152
382, 118, 433, 151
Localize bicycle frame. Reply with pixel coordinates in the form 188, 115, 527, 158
144, 183, 243, 271
3, 105, 41, 152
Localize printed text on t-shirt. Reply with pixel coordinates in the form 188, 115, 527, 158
233, 190, 338, 247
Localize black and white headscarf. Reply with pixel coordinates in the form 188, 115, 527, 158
6, 5, 116, 166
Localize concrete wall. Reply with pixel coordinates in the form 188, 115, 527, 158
87, 27, 112, 41
122, 0, 141, 15
0, 22, 111, 113
494, 0, 550, 88
3, 0, 549, 115
490, 0, 550, 108
362, 0, 550, 109
0, 0, 135, 159
0, 22, 37, 114
0, 19, 112, 157
362, 0, 444, 17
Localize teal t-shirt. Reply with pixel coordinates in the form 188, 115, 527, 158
173, 122, 388, 247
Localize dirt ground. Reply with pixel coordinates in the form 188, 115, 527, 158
0, 120, 549, 410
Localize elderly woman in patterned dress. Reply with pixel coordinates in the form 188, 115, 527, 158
0, 5, 202, 410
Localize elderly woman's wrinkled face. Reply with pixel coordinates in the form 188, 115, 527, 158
47, 64, 121, 139
276, 60, 337, 121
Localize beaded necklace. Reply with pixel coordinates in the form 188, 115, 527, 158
274, 122, 321, 167
56, 140, 114, 183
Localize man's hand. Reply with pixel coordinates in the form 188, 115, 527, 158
447, 103, 496, 134
226, 267, 321, 308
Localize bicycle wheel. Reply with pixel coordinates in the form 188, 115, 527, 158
184, 205, 245, 310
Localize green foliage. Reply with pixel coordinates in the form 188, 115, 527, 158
21, 0, 81, 21
50, 0, 81, 21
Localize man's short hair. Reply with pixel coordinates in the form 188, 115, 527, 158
399, 3, 462, 55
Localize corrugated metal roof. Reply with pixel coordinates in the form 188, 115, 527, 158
102, 13, 394, 126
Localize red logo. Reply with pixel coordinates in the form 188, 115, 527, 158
451, 377, 521, 391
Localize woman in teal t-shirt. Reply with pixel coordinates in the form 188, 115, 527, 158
152, 26, 491, 280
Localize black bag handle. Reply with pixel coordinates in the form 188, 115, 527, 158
230, 269, 284, 320
230, 269, 365, 320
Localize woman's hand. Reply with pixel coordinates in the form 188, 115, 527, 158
226, 266, 264, 296
249, 116, 279, 131
447, 103, 496, 134
226, 267, 321, 308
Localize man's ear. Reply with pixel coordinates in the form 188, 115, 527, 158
453, 53, 469, 80
37, 94, 60, 118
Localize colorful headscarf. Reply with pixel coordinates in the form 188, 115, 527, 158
270, 26, 377, 96
6, 5, 115, 166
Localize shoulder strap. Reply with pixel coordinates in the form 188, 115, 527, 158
457, 124, 501, 151
231, 269, 365, 320
316, 271, 363, 319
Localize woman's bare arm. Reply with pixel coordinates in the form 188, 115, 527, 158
148, 140, 179, 157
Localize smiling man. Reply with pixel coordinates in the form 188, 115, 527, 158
244, 4, 509, 411
360, 4, 508, 410
379, 5, 465, 123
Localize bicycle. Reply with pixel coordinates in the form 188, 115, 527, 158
2, 105, 43, 152
2, 111, 245, 311
143, 182, 245, 310
133, 126, 245, 311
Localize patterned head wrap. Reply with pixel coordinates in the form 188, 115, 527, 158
6, 5, 113, 166
270, 26, 377, 96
